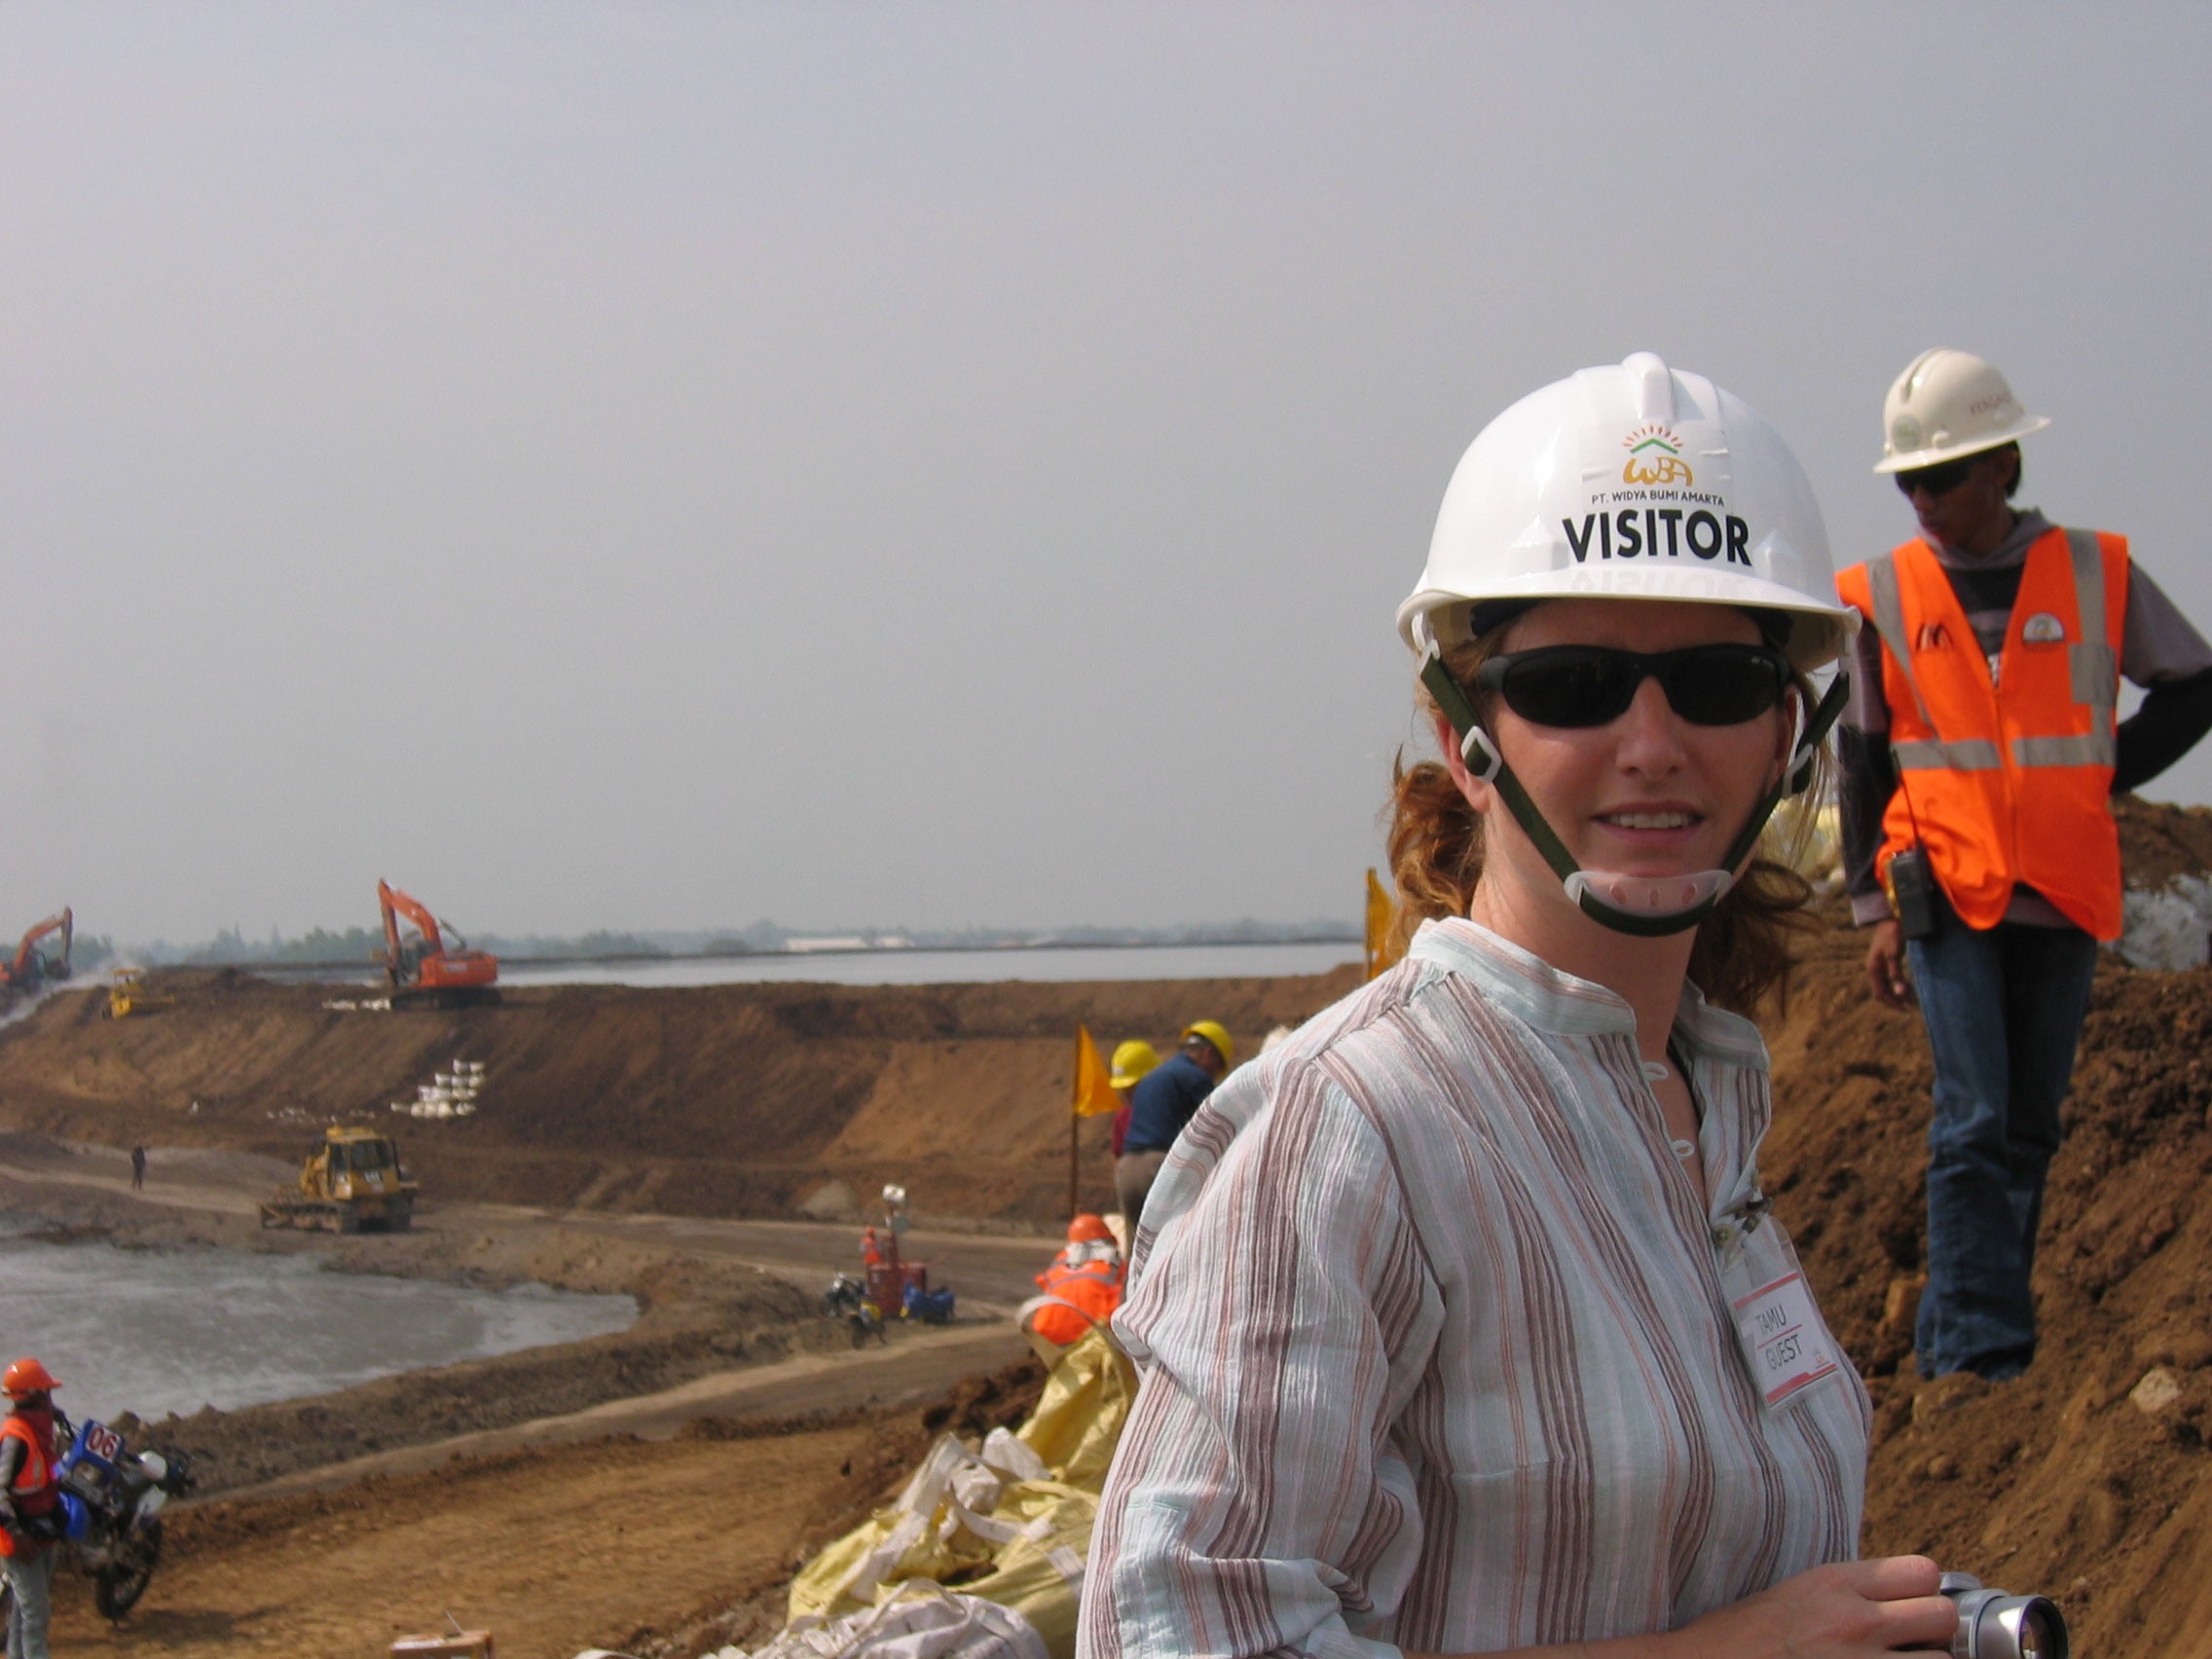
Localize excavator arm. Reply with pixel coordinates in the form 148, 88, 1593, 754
378, 881, 446, 970
6, 909, 72, 986
376, 882, 498, 1006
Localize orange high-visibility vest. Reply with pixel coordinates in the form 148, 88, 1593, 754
0, 1413, 56, 1558
1836, 528, 2128, 940
1028, 1255, 1124, 1347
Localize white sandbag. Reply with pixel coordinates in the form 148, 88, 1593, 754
977, 1427, 1046, 1484
710, 1582, 1049, 1659
2118, 874, 2212, 971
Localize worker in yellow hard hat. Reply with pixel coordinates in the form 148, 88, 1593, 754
1106, 1040, 1161, 1163
1114, 1020, 1233, 1231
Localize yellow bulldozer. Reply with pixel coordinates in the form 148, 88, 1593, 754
260, 1126, 418, 1233
105, 968, 176, 1019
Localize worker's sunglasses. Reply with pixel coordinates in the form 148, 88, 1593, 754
1472, 644, 1792, 729
1894, 457, 1977, 498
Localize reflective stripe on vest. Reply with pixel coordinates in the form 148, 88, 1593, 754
1862, 556, 2006, 772
1837, 528, 2128, 938
0, 1416, 56, 1557
0, 1419, 51, 1499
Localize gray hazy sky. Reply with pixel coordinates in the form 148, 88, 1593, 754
8, 4, 2212, 942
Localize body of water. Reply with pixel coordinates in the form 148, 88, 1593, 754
289, 940, 1360, 992
497, 940, 1360, 989
0, 1230, 636, 1426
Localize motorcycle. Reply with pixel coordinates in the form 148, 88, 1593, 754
0, 1413, 196, 1622
823, 1272, 888, 1348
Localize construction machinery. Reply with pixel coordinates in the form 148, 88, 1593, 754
378, 881, 498, 1010
0, 908, 73, 995
259, 1125, 417, 1233
105, 968, 176, 1019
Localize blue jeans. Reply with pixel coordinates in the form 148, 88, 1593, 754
1907, 911, 2099, 1380
3, 1543, 52, 1659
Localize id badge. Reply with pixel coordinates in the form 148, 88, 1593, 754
1731, 1271, 1840, 1409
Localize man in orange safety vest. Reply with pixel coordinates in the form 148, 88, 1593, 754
0, 1357, 65, 1659
1025, 1214, 1125, 1348
1838, 350, 2212, 1381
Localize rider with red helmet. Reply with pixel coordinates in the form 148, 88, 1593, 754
0, 1357, 64, 1659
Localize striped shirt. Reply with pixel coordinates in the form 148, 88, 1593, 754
1078, 918, 1869, 1659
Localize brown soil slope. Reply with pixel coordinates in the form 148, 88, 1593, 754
35, 1362, 1052, 1659
0, 964, 1358, 1226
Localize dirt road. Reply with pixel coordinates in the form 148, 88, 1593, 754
48, 1419, 881, 1659
0, 1134, 1062, 1313
224, 1319, 1030, 1502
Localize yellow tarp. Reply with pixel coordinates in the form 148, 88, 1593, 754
787, 1326, 1138, 1659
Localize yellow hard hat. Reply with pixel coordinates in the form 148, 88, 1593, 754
1182, 1019, 1235, 1067
1109, 1040, 1161, 1090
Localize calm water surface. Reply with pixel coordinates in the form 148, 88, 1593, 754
0, 1227, 636, 1425
498, 940, 1360, 989
287, 940, 1358, 992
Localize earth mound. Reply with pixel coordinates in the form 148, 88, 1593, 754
0, 963, 1359, 1228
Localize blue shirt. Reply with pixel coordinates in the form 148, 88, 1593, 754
1122, 1051, 1217, 1154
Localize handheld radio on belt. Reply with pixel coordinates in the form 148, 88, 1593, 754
1882, 770, 1940, 941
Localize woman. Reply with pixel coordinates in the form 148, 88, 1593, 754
1078, 356, 1957, 1658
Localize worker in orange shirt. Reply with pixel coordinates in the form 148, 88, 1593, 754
1838, 350, 2212, 1381
1026, 1214, 1125, 1348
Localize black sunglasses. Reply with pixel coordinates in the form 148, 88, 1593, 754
1473, 644, 1792, 729
1895, 457, 1977, 498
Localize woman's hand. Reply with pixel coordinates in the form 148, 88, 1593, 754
1663, 1555, 1956, 1657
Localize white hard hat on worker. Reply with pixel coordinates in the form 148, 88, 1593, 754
1398, 351, 1856, 677
1397, 352, 1856, 938
1872, 348, 2048, 474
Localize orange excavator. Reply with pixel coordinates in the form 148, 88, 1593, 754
0, 909, 72, 996
377, 882, 498, 1010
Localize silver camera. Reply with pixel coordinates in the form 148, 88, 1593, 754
1940, 1572, 2067, 1659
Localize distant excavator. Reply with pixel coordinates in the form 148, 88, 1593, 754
0, 908, 73, 996
378, 881, 498, 1011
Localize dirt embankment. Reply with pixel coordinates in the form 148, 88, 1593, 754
0, 963, 1359, 1228
1750, 794, 2212, 1653
35, 1360, 1050, 1659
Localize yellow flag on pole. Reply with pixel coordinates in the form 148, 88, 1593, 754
1364, 868, 1405, 980
1072, 1025, 1122, 1117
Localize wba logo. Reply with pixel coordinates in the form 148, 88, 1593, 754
1623, 425, 1694, 487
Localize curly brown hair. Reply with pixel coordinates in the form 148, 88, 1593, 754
1385, 631, 1828, 1017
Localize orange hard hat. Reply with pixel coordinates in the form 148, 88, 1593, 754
1067, 1213, 1114, 1244
2, 1358, 58, 1398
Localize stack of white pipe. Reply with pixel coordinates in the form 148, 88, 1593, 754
388, 1059, 487, 1120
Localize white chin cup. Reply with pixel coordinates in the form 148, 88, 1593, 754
1565, 868, 1735, 918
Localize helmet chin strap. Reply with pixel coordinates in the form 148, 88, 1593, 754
1419, 653, 1852, 939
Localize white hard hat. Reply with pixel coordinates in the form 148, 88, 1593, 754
1873, 348, 2048, 474
1396, 352, 1854, 673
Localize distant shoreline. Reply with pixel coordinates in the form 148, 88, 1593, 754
171, 931, 1364, 983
